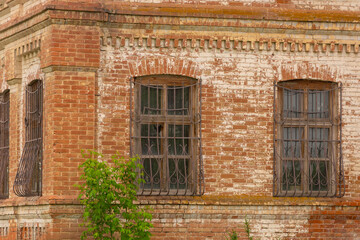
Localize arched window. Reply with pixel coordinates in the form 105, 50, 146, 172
14, 80, 43, 197
130, 75, 204, 196
0, 90, 9, 199
273, 80, 344, 197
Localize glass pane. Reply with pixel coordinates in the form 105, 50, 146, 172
141, 85, 162, 115
142, 158, 160, 189
308, 90, 329, 118
168, 86, 190, 115
309, 128, 329, 158
169, 158, 189, 189
168, 125, 190, 155
283, 127, 303, 158
283, 89, 303, 118
282, 160, 301, 191
141, 124, 162, 155
309, 160, 328, 191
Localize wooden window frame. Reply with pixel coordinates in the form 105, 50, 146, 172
130, 75, 204, 196
274, 79, 344, 197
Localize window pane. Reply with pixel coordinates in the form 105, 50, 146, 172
142, 158, 160, 189
308, 90, 329, 118
169, 158, 189, 189
283, 127, 303, 158
309, 128, 329, 158
141, 124, 162, 155
282, 160, 301, 191
168, 125, 190, 155
283, 89, 303, 118
309, 160, 329, 191
141, 85, 162, 115
168, 86, 190, 115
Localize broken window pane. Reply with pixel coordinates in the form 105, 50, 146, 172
141, 85, 162, 115
141, 124, 162, 155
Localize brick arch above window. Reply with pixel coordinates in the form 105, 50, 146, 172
278, 62, 339, 83
127, 57, 201, 79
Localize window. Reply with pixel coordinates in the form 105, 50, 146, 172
14, 80, 43, 197
0, 90, 9, 199
130, 75, 204, 196
273, 80, 344, 197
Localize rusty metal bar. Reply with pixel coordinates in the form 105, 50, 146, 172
14, 80, 43, 197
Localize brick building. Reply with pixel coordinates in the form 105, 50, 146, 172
0, 0, 359, 239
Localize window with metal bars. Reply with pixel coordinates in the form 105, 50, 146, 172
130, 75, 204, 196
14, 80, 43, 197
273, 80, 344, 197
0, 90, 9, 199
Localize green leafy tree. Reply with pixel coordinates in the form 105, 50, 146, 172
77, 151, 152, 240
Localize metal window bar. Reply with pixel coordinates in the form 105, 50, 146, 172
0, 90, 9, 199
14, 80, 43, 197
273, 81, 344, 197
130, 76, 204, 196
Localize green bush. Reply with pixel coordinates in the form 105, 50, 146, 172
226, 229, 238, 240
77, 151, 152, 240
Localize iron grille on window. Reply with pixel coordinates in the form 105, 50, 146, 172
130, 75, 204, 196
0, 90, 9, 199
273, 80, 344, 197
14, 80, 43, 197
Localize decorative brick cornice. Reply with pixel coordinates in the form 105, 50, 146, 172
101, 33, 360, 54
14, 38, 41, 57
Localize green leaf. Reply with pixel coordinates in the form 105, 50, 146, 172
77, 152, 152, 239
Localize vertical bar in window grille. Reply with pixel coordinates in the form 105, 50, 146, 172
338, 83, 345, 197
273, 82, 276, 196
198, 78, 204, 195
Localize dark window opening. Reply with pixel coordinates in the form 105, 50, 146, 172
274, 80, 344, 197
0, 90, 9, 199
130, 75, 204, 196
14, 80, 43, 197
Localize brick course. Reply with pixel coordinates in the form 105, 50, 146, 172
0, 0, 360, 239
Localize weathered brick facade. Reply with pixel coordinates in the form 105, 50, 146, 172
0, 0, 359, 239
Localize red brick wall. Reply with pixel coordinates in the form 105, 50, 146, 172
0, 1, 360, 239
